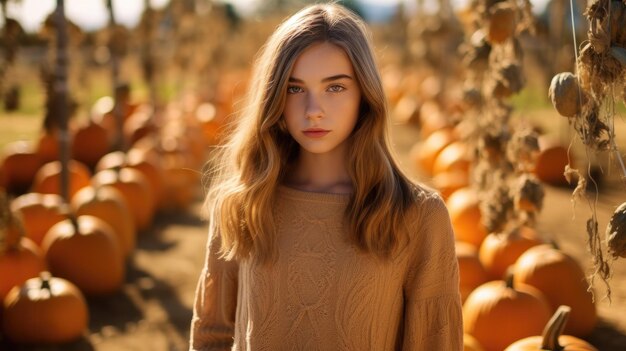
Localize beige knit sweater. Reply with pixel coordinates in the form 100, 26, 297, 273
190, 185, 462, 350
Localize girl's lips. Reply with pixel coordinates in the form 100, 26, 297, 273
303, 129, 330, 138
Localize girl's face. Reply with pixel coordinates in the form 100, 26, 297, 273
283, 41, 361, 157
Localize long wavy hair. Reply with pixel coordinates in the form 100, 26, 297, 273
205, 3, 420, 262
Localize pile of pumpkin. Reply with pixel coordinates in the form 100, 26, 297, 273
0, 92, 230, 345
384, 76, 598, 349
383, 65, 576, 195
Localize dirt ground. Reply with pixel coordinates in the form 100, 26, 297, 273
1, 122, 626, 351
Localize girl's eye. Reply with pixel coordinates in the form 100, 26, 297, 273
328, 85, 345, 93
287, 86, 303, 94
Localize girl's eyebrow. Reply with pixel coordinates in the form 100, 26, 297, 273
288, 74, 353, 83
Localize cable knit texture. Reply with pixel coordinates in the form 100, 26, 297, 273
190, 185, 462, 350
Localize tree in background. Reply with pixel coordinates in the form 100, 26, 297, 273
0, 0, 23, 111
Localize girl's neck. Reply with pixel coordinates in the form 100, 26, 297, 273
284, 146, 353, 194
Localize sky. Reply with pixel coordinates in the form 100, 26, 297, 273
2, 0, 170, 32
1, 0, 550, 33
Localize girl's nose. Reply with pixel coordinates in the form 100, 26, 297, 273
305, 93, 323, 120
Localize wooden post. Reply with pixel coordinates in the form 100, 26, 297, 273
54, 0, 70, 202
106, 0, 124, 152
141, 0, 157, 108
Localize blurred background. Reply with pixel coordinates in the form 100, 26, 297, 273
0, 0, 580, 137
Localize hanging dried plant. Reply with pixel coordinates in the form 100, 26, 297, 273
607, 202, 626, 258
459, 0, 546, 254
460, 33, 492, 75
563, 165, 587, 205
544, 1, 626, 299
549, 72, 588, 118
486, 61, 525, 99
479, 173, 514, 233
506, 127, 539, 172
487, 2, 516, 44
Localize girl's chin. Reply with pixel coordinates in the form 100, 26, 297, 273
297, 145, 339, 155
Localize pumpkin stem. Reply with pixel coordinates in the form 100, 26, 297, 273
504, 268, 515, 289
541, 305, 571, 350
68, 213, 79, 231
92, 185, 102, 200
40, 271, 53, 291
58, 202, 79, 230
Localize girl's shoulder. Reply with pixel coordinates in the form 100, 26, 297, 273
393, 180, 450, 258
403, 180, 447, 223
407, 180, 444, 205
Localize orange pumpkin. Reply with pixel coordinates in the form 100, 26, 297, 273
42, 215, 124, 296
130, 134, 161, 160
463, 276, 552, 351
161, 114, 208, 167
0, 141, 44, 194
433, 141, 472, 176
504, 306, 598, 350
2, 272, 88, 344
35, 129, 60, 165
0, 192, 47, 302
447, 187, 488, 248
70, 185, 136, 258
90, 96, 117, 146
162, 167, 199, 211
159, 138, 200, 211
123, 106, 159, 147
410, 127, 457, 176
126, 148, 165, 208
179, 127, 209, 169
31, 160, 92, 200
72, 120, 110, 169
92, 168, 154, 231
478, 227, 544, 280
432, 171, 470, 201
418, 100, 451, 138
0, 234, 47, 303
96, 149, 165, 210
95, 150, 127, 172
533, 136, 572, 187
391, 94, 420, 124
456, 241, 489, 303
10, 192, 66, 247
92, 93, 141, 147
195, 102, 226, 145
513, 244, 597, 337
464, 333, 486, 351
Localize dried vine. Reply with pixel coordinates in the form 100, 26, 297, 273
548, 0, 626, 300
460, 0, 543, 238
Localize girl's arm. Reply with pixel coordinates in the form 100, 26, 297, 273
189, 229, 239, 351
402, 195, 463, 350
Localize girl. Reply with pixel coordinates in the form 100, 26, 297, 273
190, 3, 462, 350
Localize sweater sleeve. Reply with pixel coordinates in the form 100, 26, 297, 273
189, 228, 239, 351
402, 194, 463, 350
